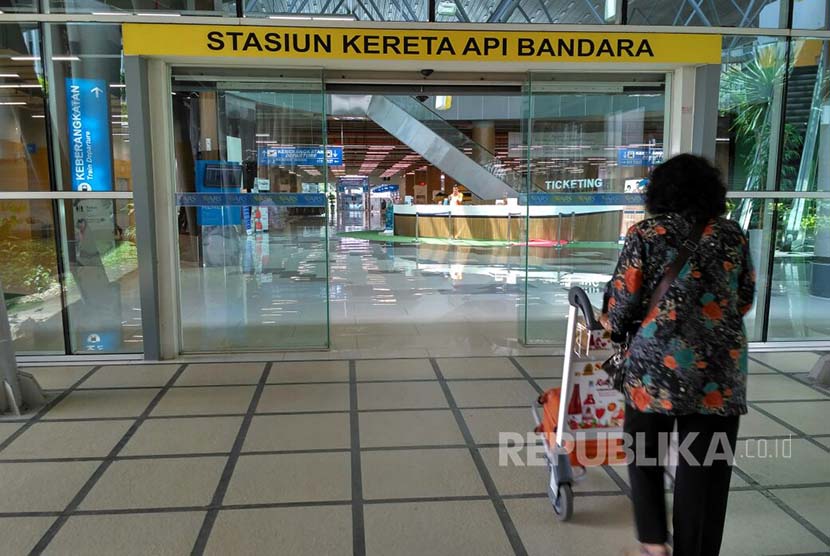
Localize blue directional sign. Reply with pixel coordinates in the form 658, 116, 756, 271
371, 184, 400, 194
617, 148, 663, 167
258, 146, 343, 166
65, 77, 113, 192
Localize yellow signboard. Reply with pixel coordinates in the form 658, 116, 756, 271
123, 24, 721, 64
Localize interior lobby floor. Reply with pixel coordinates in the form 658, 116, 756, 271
2, 351, 828, 555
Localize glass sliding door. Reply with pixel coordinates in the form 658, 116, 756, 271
521, 73, 668, 344
171, 69, 329, 352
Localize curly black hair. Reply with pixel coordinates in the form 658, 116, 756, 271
644, 153, 727, 220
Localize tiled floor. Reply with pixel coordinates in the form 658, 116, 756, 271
1, 352, 828, 555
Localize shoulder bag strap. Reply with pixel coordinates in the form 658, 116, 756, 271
645, 218, 708, 316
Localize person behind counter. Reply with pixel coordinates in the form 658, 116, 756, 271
449, 185, 464, 206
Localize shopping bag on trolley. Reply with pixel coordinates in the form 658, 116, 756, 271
535, 287, 628, 470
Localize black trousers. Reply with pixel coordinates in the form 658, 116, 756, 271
623, 407, 740, 556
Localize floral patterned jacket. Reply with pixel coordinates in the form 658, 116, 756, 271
608, 213, 755, 416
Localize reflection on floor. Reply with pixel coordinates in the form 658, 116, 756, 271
4, 351, 829, 555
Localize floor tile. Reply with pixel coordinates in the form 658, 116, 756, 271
223, 453, 351, 504
356, 358, 436, 380
244, 413, 350, 451
461, 408, 533, 446
448, 380, 537, 408
750, 351, 822, 374
359, 410, 464, 447
770, 486, 830, 537
364, 500, 513, 556
0, 461, 97, 512
0, 517, 55, 555
506, 496, 637, 556
22, 366, 93, 391
361, 448, 485, 500
753, 401, 830, 435
437, 357, 522, 379
479, 448, 622, 495
357, 382, 448, 410
534, 379, 562, 392
205, 506, 352, 556
0, 422, 22, 445
748, 359, 779, 374
736, 438, 830, 485
738, 407, 797, 438
513, 356, 564, 378
176, 363, 265, 386
44, 389, 160, 419
720, 491, 828, 555
747, 374, 827, 401
79, 457, 225, 510
151, 386, 255, 417
1, 420, 132, 459
121, 416, 243, 456
80, 364, 180, 389
44, 512, 205, 556
269, 360, 349, 383
256, 384, 350, 413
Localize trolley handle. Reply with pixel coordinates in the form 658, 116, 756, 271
568, 287, 602, 331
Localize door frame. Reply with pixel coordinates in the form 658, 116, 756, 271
126, 51, 717, 359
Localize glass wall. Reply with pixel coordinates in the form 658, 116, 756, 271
717, 35, 830, 343
0, 22, 141, 354
521, 74, 665, 344
435, 0, 613, 24
171, 69, 329, 352
44, 0, 234, 15
2, 14, 830, 355
627, 0, 785, 28
245, 0, 425, 20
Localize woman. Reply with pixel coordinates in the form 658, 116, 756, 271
606, 154, 755, 556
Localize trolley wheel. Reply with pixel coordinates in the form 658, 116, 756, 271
549, 483, 574, 522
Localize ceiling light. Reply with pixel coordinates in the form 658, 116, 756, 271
0, 101, 26, 105
31, 114, 45, 118
0, 73, 20, 78
137, 12, 181, 16
109, 84, 126, 88
0, 84, 41, 88
255, 133, 269, 137
269, 15, 311, 19
52, 56, 81, 61
10, 56, 38, 61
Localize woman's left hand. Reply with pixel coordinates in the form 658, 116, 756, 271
599, 313, 612, 332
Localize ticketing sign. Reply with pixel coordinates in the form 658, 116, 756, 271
65, 77, 113, 192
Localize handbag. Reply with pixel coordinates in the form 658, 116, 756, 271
602, 218, 708, 391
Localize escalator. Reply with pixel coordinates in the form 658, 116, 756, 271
331, 94, 529, 200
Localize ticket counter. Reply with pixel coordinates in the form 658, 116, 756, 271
393, 205, 624, 243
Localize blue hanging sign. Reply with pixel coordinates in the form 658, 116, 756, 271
65, 77, 113, 192
257, 146, 343, 166
372, 184, 400, 194
617, 148, 663, 167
